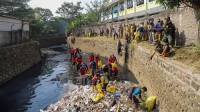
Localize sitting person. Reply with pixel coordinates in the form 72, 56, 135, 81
155, 40, 163, 54
160, 41, 171, 57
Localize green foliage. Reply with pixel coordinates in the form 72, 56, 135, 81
56, 2, 83, 19
66, 0, 104, 32
34, 8, 53, 21
156, 0, 200, 9
0, 0, 67, 38
0, 0, 31, 19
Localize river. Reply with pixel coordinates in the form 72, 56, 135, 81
0, 45, 78, 112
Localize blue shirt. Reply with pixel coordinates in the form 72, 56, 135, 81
132, 87, 141, 95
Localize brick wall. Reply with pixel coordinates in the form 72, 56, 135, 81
0, 41, 41, 85
69, 38, 200, 112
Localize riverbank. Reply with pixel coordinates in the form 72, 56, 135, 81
68, 36, 200, 112
0, 45, 79, 112
0, 41, 41, 85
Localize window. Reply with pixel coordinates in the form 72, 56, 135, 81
127, 0, 133, 9
113, 5, 118, 13
119, 2, 124, 11
136, 0, 144, 6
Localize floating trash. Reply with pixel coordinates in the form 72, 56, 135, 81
41, 81, 145, 112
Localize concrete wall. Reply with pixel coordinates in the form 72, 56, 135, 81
0, 41, 41, 85
0, 16, 30, 47
69, 38, 200, 112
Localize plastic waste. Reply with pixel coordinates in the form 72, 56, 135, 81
106, 84, 116, 93
96, 83, 103, 93
98, 60, 103, 69
145, 96, 157, 112
91, 93, 104, 102
42, 81, 145, 112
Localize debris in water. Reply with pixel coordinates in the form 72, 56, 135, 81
41, 81, 145, 112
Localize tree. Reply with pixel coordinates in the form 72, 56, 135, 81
34, 8, 53, 21
56, 2, 83, 19
0, 0, 31, 19
156, 0, 200, 9
85, 0, 106, 23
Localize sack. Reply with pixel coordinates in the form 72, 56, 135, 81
106, 84, 116, 93
98, 60, 103, 69
96, 83, 103, 93
145, 96, 157, 112
91, 93, 104, 102
100, 76, 105, 84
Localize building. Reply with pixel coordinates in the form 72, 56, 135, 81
0, 16, 30, 47
101, 0, 164, 22
100, 0, 199, 45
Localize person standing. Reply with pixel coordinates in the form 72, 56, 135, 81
164, 17, 175, 47
117, 39, 122, 56
154, 19, 163, 42
148, 18, 155, 44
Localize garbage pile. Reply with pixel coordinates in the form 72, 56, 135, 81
41, 81, 143, 112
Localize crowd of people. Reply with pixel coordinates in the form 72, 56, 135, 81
68, 47, 157, 111
84, 16, 176, 57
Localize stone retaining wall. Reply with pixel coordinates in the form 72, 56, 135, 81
0, 41, 41, 85
69, 37, 200, 112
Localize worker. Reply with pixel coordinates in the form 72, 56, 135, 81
129, 86, 147, 108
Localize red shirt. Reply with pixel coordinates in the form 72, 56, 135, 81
88, 55, 94, 62
95, 56, 100, 65
76, 57, 82, 64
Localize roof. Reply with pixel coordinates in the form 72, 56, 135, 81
0, 15, 20, 20
0, 15, 29, 22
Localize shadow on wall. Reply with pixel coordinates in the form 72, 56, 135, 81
175, 29, 186, 46
122, 63, 139, 84
121, 42, 139, 84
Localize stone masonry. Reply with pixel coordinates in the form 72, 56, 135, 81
69, 37, 200, 112
0, 41, 41, 85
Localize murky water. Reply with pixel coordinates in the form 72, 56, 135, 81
0, 45, 77, 112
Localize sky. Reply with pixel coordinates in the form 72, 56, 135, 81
29, 0, 92, 16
